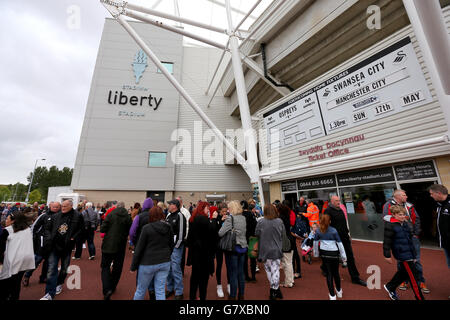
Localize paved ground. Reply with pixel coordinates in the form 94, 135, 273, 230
19, 233, 450, 300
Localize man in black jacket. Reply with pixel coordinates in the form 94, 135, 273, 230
100, 201, 132, 300
323, 196, 367, 287
165, 199, 187, 300
429, 184, 450, 269
22, 202, 61, 286
40, 200, 84, 300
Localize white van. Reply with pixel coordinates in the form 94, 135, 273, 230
55, 193, 86, 209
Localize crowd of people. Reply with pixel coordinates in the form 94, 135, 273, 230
0, 184, 449, 301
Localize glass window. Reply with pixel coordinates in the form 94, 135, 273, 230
339, 183, 396, 241
299, 188, 338, 213
148, 152, 167, 167
157, 62, 174, 74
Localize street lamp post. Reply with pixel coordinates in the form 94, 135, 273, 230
25, 158, 45, 203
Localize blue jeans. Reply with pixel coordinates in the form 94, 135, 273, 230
224, 251, 246, 298
134, 262, 170, 300
166, 245, 184, 296
45, 251, 71, 298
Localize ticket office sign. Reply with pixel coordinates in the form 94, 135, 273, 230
262, 37, 433, 151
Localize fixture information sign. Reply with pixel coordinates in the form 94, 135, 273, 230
263, 37, 433, 151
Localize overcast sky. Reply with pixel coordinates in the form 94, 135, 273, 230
0, 0, 271, 185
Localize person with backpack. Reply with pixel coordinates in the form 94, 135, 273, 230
77, 202, 99, 260
22, 202, 61, 286
313, 214, 347, 300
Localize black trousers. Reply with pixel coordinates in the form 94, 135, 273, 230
74, 231, 86, 258
321, 257, 341, 296
189, 264, 210, 300
292, 240, 301, 274
101, 249, 126, 295
341, 236, 360, 280
386, 260, 425, 300
216, 249, 230, 285
0, 271, 25, 301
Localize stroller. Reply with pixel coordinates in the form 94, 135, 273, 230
301, 232, 315, 264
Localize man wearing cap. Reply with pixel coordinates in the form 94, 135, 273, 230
165, 199, 187, 300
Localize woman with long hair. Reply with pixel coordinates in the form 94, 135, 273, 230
218, 200, 247, 300
186, 201, 219, 300
131, 206, 174, 300
131, 202, 142, 221
214, 202, 230, 298
0, 209, 35, 301
255, 204, 285, 300
313, 214, 347, 300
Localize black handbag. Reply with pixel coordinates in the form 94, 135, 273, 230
219, 215, 236, 252
282, 231, 291, 252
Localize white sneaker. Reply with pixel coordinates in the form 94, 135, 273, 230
227, 284, 230, 295
329, 294, 336, 300
40, 293, 53, 300
56, 285, 63, 295
255, 266, 260, 272
336, 289, 343, 298
217, 285, 224, 298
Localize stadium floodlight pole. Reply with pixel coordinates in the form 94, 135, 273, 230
101, 2, 251, 179
124, 9, 228, 50
402, 0, 450, 138
125, 1, 227, 34
25, 158, 45, 203
225, 0, 265, 207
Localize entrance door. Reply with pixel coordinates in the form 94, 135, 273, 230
283, 193, 298, 209
400, 181, 438, 247
146, 191, 165, 204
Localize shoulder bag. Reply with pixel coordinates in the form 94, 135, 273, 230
218, 215, 236, 252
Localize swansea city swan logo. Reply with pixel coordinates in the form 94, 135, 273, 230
132, 49, 148, 84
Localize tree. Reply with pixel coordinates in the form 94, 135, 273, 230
26, 166, 73, 200
29, 189, 42, 203
0, 186, 11, 202
7, 183, 27, 202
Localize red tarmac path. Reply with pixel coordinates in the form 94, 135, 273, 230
19, 233, 450, 300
